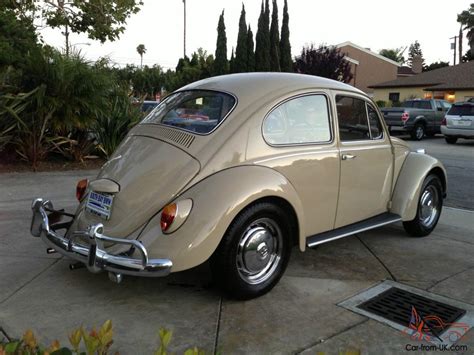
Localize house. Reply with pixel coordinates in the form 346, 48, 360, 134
336, 41, 401, 96
370, 60, 474, 104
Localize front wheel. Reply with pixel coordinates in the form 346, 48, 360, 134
403, 174, 443, 237
445, 136, 458, 144
210, 202, 292, 299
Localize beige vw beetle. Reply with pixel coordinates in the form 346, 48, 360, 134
30, 73, 446, 299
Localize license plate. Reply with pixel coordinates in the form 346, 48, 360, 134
453, 120, 472, 126
86, 191, 114, 220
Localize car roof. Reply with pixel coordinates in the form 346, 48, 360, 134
179, 73, 365, 99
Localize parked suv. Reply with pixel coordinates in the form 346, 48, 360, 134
441, 101, 474, 144
381, 99, 451, 140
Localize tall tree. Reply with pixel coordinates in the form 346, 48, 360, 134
214, 10, 228, 75
458, 4, 474, 52
407, 41, 425, 67
247, 25, 255, 72
294, 44, 353, 83
279, 0, 292, 72
136, 44, 146, 68
229, 47, 235, 73
234, 4, 248, 73
42, 0, 143, 56
379, 48, 405, 64
255, 0, 270, 71
269, 0, 280, 71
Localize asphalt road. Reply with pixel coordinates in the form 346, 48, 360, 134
404, 135, 474, 210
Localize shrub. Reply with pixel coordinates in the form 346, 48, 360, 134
375, 100, 387, 108
0, 321, 206, 355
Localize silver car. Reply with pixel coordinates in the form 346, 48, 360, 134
441, 102, 474, 144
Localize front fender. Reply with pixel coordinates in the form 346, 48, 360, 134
137, 165, 305, 272
390, 152, 446, 221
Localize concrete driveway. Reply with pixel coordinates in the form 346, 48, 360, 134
1, 170, 473, 354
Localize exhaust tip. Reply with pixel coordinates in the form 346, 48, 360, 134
108, 272, 123, 284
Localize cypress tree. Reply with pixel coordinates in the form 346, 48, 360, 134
229, 47, 235, 73
269, 0, 280, 71
279, 0, 292, 72
214, 10, 228, 76
247, 25, 255, 72
255, 0, 271, 71
234, 4, 248, 73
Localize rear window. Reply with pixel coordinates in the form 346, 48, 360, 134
402, 100, 432, 110
447, 104, 474, 116
142, 90, 236, 134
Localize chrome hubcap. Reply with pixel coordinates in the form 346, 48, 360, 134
416, 126, 424, 139
236, 218, 282, 285
419, 185, 439, 227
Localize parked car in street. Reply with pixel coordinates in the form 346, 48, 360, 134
441, 101, 474, 144
381, 99, 451, 140
30, 73, 447, 299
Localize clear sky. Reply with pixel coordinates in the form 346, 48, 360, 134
38, 0, 472, 69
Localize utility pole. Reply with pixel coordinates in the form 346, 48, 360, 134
450, 35, 457, 65
183, 0, 186, 58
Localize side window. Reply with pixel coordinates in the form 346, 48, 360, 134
442, 101, 452, 110
263, 95, 331, 145
336, 96, 370, 141
367, 104, 383, 139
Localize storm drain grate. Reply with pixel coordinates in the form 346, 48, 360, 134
357, 287, 466, 335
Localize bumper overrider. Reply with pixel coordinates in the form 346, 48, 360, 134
30, 198, 172, 283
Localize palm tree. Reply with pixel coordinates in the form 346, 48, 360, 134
136, 44, 146, 68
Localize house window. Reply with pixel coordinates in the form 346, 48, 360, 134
388, 92, 400, 102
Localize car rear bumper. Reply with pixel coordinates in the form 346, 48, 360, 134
30, 198, 172, 282
441, 126, 474, 138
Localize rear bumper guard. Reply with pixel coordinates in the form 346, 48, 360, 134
30, 198, 172, 282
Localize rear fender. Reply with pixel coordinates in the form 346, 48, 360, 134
137, 165, 305, 272
390, 152, 446, 221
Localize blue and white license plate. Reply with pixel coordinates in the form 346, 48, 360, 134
86, 191, 114, 220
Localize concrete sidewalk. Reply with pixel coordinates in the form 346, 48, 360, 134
0, 171, 473, 354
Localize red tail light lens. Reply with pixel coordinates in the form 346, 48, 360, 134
441, 117, 447, 126
401, 112, 410, 122
76, 179, 88, 201
161, 203, 177, 232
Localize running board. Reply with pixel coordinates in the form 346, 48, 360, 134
306, 212, 401, 248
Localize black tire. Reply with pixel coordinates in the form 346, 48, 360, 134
403, 174, 443, 237
210, 202, 292, 299
445, 136, 458, 144
410, 123, 425, 141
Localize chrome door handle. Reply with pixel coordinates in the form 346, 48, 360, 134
342, 154, 356, 160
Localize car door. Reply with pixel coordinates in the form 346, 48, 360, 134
433, 100, 446, 132
254, 92, 340, 237
333, 93, 393, 228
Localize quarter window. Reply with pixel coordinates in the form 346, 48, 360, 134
263, 95, 331, 145
367, 105, 383, 139
336, 96, 370, 141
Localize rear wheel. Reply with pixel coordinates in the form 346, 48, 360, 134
445, 136, 458, 144
210, 202, 292, 299
411, 123, 425, 140
403, 174, 443, 237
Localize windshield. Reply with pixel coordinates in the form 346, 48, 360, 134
142, 90, 236, 134
402, 100, 432, 109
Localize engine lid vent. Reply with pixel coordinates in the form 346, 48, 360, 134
152, 126, 195, 148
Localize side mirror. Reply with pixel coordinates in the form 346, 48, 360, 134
437, 107, 443, 112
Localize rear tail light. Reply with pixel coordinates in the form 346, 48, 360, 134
76, 179, 88, 201
160, 199, 193, 234
160, 203, 177, 232
441, 117, 447, 126
401, 112, 409, 122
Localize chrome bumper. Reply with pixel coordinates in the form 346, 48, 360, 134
30, 198, 172, 282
